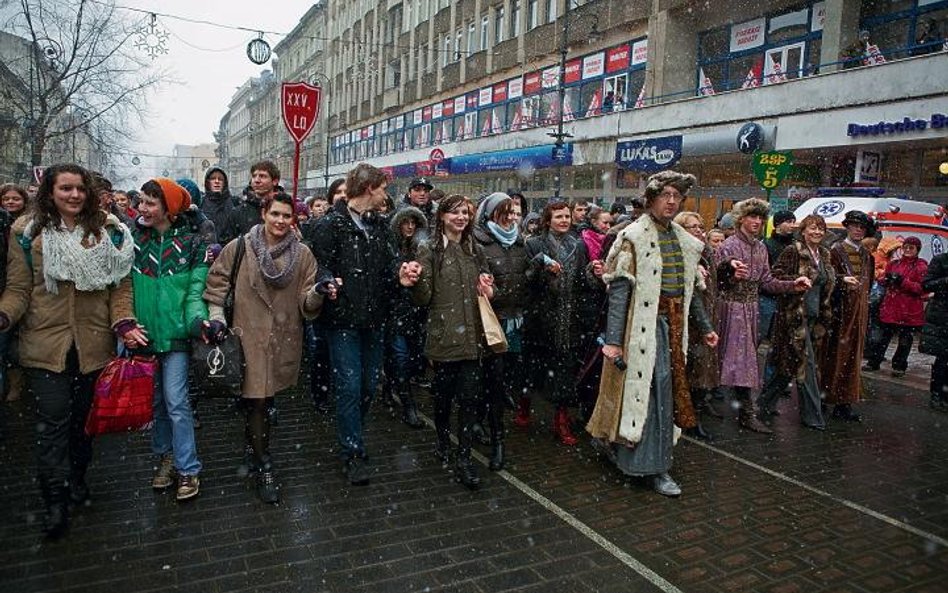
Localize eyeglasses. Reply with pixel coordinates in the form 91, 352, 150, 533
683, 223, 705, 231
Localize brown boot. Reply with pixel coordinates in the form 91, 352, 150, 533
5, 367, 22, 402
739, 405, 774, 434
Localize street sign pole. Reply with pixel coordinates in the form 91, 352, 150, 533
281, 82, 322, 201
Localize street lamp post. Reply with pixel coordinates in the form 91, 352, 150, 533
549, 1, 600, 201
310, 72, 333, 191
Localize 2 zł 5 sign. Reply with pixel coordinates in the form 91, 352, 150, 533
752, 151, 793, 190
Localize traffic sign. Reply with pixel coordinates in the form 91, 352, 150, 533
429, 148, 445, 164
751, 151, 793, 192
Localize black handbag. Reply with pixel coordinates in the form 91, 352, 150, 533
192, 236, 246, 398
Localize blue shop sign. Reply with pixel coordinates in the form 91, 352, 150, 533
615, 135, 682, 172
448, 144, 573, 175
846, 113, 946, 138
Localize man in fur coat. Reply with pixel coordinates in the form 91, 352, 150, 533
715, 199, 810, 433
587, 170, 718, 497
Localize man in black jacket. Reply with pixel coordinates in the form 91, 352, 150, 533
311, 163, 397, 486
220, 160, 279, 244
201, 167, 233, 241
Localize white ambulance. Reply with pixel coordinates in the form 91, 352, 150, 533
793, 188, 948, 262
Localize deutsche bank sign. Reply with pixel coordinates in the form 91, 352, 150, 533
615, 135, 683, 173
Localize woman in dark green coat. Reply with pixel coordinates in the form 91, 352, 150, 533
401, 194, 493, 490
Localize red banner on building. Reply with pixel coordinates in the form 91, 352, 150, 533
493, 82, 508, 103
606, 44, 631, 73
524, 71, 542, 95
565, 58, 582, 84
443, 99, 455, 117
423, 106, 433, 121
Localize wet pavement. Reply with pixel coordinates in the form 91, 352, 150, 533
0, 352, 945, 593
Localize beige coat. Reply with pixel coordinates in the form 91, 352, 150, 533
204, 235, 322, 398
13, 215, 134, 374
0, 230, 31, 329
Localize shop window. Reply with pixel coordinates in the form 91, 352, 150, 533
866, 17, 912, 58
862, 0, 915, 19
579, 80, 601, 117
882, 149, 916, 186
603, 74, 628, 111
765, 41, 806, 81
921, 147, 948, 186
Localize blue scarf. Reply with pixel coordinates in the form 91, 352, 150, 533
487, 221, 518, 248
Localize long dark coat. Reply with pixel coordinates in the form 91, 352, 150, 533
920, 253, 948, 358
686, 245, 720, 390
770, 241, 836, 380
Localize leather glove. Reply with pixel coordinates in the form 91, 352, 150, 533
313, 278, 339, 295
202, 320, 228, 345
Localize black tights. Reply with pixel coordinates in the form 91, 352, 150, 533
244, 397, 273, 463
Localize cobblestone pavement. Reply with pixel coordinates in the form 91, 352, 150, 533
0, 352, 945, 593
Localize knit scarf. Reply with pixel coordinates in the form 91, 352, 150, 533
248, 223, 300, 288
36, 219, 135, 295
487, 221, 518, 248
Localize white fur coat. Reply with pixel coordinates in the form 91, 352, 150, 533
601, 215, 705, 445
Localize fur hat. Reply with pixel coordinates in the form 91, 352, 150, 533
772, 210, 796, 226
730, 198, 770, 221
643, 170, 697, 204
154, 178, 192, 218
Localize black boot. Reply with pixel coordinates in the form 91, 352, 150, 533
470, 422, 491, 446
456, 417, 480, 489
489, 442, 505, 471
256, 458, 280, 504
41, 480, 69, 539
487, 396, 506, 471
399, 385, 424, 429
433, 391, 452, 464
68, 475, 90, 505
684, 423, 714, 442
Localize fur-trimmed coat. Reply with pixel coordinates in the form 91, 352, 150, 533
769, 241, 835, 380
586, 215, 705, 446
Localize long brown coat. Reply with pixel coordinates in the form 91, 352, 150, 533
770, 241, 835, 380
204, 235, 322, 398
820, 240, 872, 404
14, 215, 134, 374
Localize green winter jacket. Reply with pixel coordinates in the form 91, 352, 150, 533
132, 218, 209, 353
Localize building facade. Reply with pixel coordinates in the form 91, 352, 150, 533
218, 0, 947, 214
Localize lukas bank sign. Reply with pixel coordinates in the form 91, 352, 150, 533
615, 135, 683, 172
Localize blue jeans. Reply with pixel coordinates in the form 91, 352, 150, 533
328, 328, 384, 459
389, 333, 425, 386
152, 351, 201, 476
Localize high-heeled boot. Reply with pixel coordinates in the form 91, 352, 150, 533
553, 406, 579, 446
455, 424, 480, 489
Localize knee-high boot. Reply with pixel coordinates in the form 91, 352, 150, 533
735, 387, 773, 434
433, 392, 452, 463
487, 395, 505, 471
247, 399, 279, 503
41, 478, 69, 538
398, 381, 424, 429
455, 397, 480, 489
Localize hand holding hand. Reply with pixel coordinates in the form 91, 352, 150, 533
122, 325, 149, 349
399, 261, 422, 287
201, 320, 227, 345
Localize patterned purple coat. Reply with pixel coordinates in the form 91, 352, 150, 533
714, 231, 796, 389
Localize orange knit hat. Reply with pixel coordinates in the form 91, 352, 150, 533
154, 178, 191, 218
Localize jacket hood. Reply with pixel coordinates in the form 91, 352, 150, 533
390, 205, 427, 232
203, 167, 230, 195
520, 212, 540, 233
878, 236, 904, 256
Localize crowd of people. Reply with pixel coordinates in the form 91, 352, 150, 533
0, 161, 945, 540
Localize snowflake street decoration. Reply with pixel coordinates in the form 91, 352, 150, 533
134, 14, 169, 59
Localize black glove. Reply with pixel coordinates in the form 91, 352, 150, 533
313, 278, 339, 295
202, 320, 228, 345
887, 272, 903, 287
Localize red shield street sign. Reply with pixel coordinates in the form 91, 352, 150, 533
281, 82, 322, 144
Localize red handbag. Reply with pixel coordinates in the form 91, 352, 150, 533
85, 354, 157, 436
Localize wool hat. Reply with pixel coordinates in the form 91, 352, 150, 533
718, 213, 736, 230
176, 178, 203, 207
772, 210, 796, 226
902, 236, 922, 249
476, 192, 510, 227
731, 198, 770, 221
154, 178, 192, 218
643, 170, 696, 204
